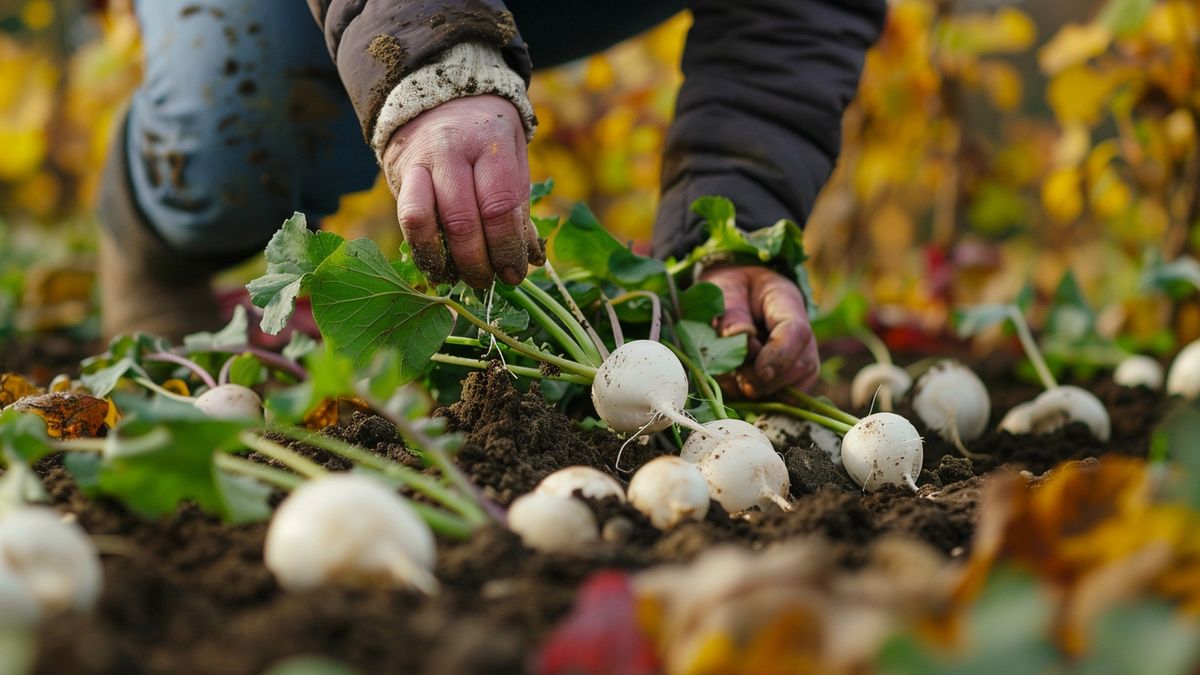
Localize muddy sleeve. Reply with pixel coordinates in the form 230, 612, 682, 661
651, 0, 887, 260
307, 0, 534, 154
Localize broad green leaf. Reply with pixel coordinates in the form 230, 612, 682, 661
80, 356, 144, 398
0, 409, 58, 464
675, 320, 747, 377
532, 214, 559, 240
459, 286, 529, 339
308, 239, 454, 373
548, 203, 623, 278
530, 179, 554, 205
246, 213, 345, 334
678, 282, 725, 324
955, 304, 1014, 338
608, 248, 667, 292
282, 331, 319, 364
75, 395, 267, 523
227, 353, 265, 388
184, 305, 250, 352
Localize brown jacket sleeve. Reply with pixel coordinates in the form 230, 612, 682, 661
652, 0, 887, 260
307, 0, 532, 143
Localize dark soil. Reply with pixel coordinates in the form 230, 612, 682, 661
29, 358, 1166, 674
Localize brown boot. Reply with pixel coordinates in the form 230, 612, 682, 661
98, 115, 224, 343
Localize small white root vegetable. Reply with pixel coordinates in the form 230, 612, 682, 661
507, 492, 598, 553
754, 415, 842, 464
850, 363, 913, 410
1166, 340, 1200, 398
194, 383, 263, 420
1113, 355, 1163, 390
265, 474, 438, 594
0, 565, 40, 628
535, 466, 626, 502
680, 419, 772, 463
696, 438, 791, 513
0, 508, 102, 614
910, 360, 990, 459
1027, 385, 1111, 442
841, 412, 924, 492
627, 456, 710, 529
591, 340, 706, 437
997, 401, 1034, 434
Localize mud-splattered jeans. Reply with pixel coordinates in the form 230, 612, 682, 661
125, 0, 684, 260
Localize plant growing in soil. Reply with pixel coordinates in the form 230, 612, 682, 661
957, 297, 1112, 441
507, 491, 599, 553
908, 359, 991, 459
627, 456, 709, 529
535, 466, 625, 502
811, 291, 910, 411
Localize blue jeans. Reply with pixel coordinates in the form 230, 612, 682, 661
126, 0, 683, 258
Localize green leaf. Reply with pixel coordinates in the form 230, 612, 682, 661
1075, 600, 1200, 675
608, 248, 667, 291
1141, 251, 1200, 299
282, 331, 319, 364
80, 356, 144, 398
954, 304, 1014, 338
530, 179, 554, 205
183, 305, 250, 352
811, 292, 869, 341
1098, 0, 1155, 35
548, 203, 623, 278
227, 353, 265, 388
675, 320, 747, 377
0, 409, 58, 464
1044, 270, 1095, 343
79, 333, 167, 397
246, 213, 345, 335
76, 395, 267, 523
458, 286, 529, 340
532, 214, 559, 240
265, 348, 357, 424
308, 238, 454, 372
678, 282, 725, 324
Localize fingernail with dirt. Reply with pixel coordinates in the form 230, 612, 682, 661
501, 266, 524, 285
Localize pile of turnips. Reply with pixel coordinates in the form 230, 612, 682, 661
0, 507, 103, 628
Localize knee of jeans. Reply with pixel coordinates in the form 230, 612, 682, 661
130, 127, 302, 258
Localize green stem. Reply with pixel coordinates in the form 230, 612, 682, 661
731, 402, 854, 436
853, 329, 893, 367
431, 353, 592, 385
215, 453, 303, 490
662, 342, 726, 420
440, 297, 598, 379
132, 377, 195, 404
406, 501, 474, 540
539, 262, 611, 362
268, 423, 487, 527
519, 277, 606, 365
238, 431, 327, 480
496, 286, 594, 365
785, 387, 860, 426
1008, 306, 1058, 391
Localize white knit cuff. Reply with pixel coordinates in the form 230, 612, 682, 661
369, 42, 537, 161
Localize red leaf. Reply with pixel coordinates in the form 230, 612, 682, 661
535, 571, 660, 675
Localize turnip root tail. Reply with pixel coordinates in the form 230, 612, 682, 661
943, 406, 987, 460
388, 550, 441, 596
761, 476, 794, 512
654, 401, 708, 437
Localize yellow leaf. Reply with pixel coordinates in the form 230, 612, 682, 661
161, 379, 191, 398
1056, 124, 1093, 168
21, 0, 55, 31
0, 373, 43, 408
1088, 166, 1131, 221
1038, 22, 1112, 75
1046, 65, 1125, 126
978, 61, 1022, 112
1164, 108, 1196, 159
1042, 167, 1084, 222
0, 128, 46, 181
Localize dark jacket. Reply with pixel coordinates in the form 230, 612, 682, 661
306, 0, 886, 260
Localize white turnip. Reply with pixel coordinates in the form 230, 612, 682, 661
0, 508, 102, 614
850, 363, 912, 410
696, 437, 791, 513
1027, 385, 1111, 441
535, 466, 625, 502
753, 414, 842, 464
194, 383, 263, 420
507, 492, 598, 553
841, 412, 923, 492
680, 419, 772, 463
998, 401, 1034, 434
1167, 340, 1200, 398
910, 360, 990, 458
264, 474, 438, 594
591, 340, 706, 437
0, 565, 39, 628
1113, 355, 1163, 390
627, 456, 710, 529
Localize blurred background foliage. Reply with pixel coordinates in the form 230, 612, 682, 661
1, 0, 1199, 352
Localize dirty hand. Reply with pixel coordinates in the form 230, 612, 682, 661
381, 94, 544, 288
699, 265, 820, 398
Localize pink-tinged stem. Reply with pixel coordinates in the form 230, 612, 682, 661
608, 291, 662, 343
217, 355, 236, 386
600, 294, 625, 348
175, 345, 308, 381
145, 352, 217, 390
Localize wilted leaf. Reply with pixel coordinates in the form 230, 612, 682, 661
0, 373, 41, 408
10, 392, 109, 439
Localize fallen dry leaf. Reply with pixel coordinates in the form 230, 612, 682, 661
10, 392, 110, 439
